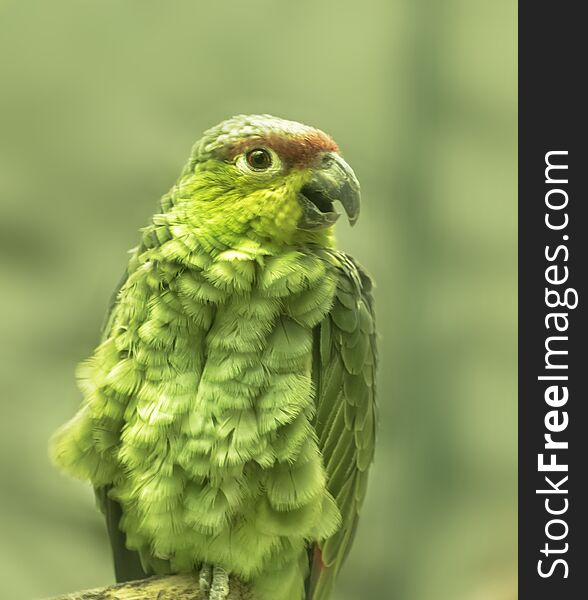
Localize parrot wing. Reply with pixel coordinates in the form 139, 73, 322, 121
94, 252, 151, 583
307, 252, 378, 600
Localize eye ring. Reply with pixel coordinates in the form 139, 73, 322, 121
245, 148, 273, 171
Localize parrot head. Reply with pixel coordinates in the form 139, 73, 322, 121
175, 114, 361, 246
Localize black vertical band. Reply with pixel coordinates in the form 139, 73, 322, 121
519, 2, 587, 597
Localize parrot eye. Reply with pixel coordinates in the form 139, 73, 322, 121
245, 148, 273, 171
236, 146, 280, 175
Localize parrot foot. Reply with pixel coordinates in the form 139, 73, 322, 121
199, 564, 229, 600
210, 566, 230, 600
199, 564, 212, 595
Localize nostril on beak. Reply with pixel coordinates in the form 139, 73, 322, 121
320, 153, 335, 168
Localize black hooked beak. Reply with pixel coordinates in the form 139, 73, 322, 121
298, 152, 361, 231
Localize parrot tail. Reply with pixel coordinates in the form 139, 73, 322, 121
96, 486, 150, 583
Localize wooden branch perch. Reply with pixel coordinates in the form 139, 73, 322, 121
46, 574, 253, 600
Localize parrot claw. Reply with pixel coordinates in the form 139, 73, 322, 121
199, 564, 212, 595
210, 566, 230, 600
199, 564, 229, 600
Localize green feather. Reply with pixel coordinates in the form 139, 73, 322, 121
307, 255, 377, 600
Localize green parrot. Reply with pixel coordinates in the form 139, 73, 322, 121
50, 114, 377, 600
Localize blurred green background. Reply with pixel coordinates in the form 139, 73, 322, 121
0, 1, 516, 599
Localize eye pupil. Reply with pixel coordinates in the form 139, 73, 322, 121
246, 148, 272, 170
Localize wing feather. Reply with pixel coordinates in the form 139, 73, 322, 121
94, 243, 151, 582
307, 253, 377, 600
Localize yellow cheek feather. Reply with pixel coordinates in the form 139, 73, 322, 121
176, 165, 334, 250
248, 171, 308, 243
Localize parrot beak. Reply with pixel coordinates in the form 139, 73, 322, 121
298, 153, 361, 230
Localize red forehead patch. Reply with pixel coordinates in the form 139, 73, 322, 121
226, 129, 339, 168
